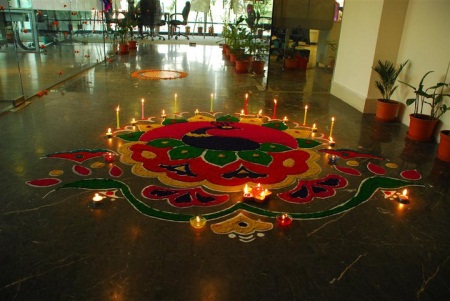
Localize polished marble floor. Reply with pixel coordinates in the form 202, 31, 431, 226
0, 43, 449, 301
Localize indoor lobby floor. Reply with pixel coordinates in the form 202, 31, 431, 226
1, 43, 449, 301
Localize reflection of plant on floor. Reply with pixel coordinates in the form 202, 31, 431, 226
327, 40, 338, 68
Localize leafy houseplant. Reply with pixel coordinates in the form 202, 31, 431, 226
225, 16, 249, 64
248, 39, 268, 74
399, 71, 450, 142
372, 60, 409, 122
116, 17, 134, 54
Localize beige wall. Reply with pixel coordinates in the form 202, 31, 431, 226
331, 0, 450, 139
330, 0, 383, 112
396, 0, 450, 134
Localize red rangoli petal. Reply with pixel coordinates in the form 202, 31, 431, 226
334, 165, 362, 176
367, 162, 386, 175
73, 165, 92, 176
400, 169, 421, 180
26, 178, 62, 187
109, 165, 123, 177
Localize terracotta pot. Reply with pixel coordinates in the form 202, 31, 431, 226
229, 53, 237, 64
375, 99, 400, 122
118, 43, 129, 55
407, 114, 438, 142
222, 44, 228, 54
296, 56, 308, 70
252, 60, 265, 74
224, 47, 231, 58
235, 59, 250, 73
437, 130, 450, 162
128, 40, 137, 50
284, 57, 297, 70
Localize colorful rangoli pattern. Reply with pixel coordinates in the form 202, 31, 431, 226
27, 113, 424, 242
131, 69, 188, 80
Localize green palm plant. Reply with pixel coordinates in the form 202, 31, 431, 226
372, 60, 409, 101
399, 71, 450, 120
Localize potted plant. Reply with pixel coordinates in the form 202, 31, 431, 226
372, 60, 409, 122
295, 47, 310, 71
250, 40, 269, 74
399, 71, 450, 142
283, 45, 297, 70
226, 16, 247, 65
116, 17, 133, 54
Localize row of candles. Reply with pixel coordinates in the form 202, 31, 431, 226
110, 96, 337, 145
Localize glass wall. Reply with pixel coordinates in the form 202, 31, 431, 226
0, 0, 275, 114
0, 0, 111, 113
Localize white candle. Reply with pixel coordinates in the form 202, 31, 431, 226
210, 93, 214, 112
174, 94, 177, 113
116, 106, 120, 129
303, 105, 308, 125
329, 117, 335, 138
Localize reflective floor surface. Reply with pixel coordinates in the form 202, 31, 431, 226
0, 43, 449, 301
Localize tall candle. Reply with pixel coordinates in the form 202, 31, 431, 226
329, 117, 335, 138
141, 98, 145, 119
116, 106, 120, 129
272, 99, 277, 119
174, 94, 177, 113
244, 93, 249, 114
210, 93, 214, 112
303, 105, 308, 125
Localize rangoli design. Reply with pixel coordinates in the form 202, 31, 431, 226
27, 112, 424, 242
131, 69, 188, 80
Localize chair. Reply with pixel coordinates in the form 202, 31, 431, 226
169, 1, 191, 40
138, 0, 166, 40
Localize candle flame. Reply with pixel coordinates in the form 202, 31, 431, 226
141, 98, 144, 103
244, 184, 249, 194
402, 189, 408, 196
116, 106, 119, 111
258, 109, 262, 114
175, 93, 177, 99
330, 137, 334, 142
162, 109, 165, 115
305, 105, 308, 110
93, 193, 103, 202
332, 117, 335, 122
274, 99, 277, 104
241, 109, 244, 115
107, 128, 111, 134
196, 216, 201, 223
313, 123, 316, 128
245, 93, 248, 99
